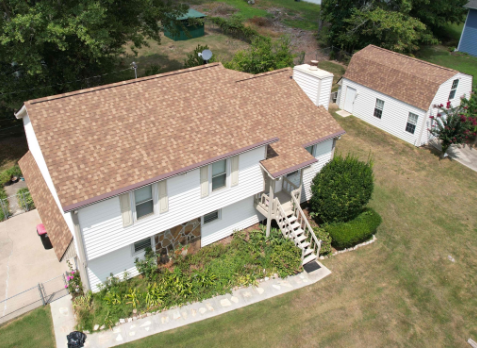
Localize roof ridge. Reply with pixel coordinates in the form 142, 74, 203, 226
363, 45, 458, 74
27, 63, 223, 105
235, 67, 292, 83
351, 53, 449, 85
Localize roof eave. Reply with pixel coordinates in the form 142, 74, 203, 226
62, 136, 279, 213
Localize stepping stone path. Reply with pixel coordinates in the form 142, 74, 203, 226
53, 265, 331, 347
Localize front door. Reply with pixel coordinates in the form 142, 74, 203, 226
343, 86, 357, 113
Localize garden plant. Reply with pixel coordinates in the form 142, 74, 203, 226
71, 227, 301, 331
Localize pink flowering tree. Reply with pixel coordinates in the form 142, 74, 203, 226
461, 89, 477, 145
428, 101, 470, 157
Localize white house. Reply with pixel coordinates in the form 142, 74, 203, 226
337, 45, 473, 146
16, 62, 344, 292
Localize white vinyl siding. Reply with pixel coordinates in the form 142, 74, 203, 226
301, 139, 334, 202
292, 66, 333, 110
422, 73, 473, 145
87, 195, 264, 291
77, 146, 266, 261
338, 78, 426, 146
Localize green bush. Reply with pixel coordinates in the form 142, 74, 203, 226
209, 16, 259, 42
183, 44, 217, 68
313, 227, 332, 256
0, 165, 22, 186
224, 36, 295, 74
325, 208, 382, 250
17, 187, 35, 210
0, 187, 8, 220
310, 153, 374, 223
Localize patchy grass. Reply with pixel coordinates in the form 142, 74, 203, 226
318, 60, 346, 91
120, 108, 477, 348
417, 46, 477, 88
0, 306, 56, 348
193, 0, 321, 31
122, 28, 249, 76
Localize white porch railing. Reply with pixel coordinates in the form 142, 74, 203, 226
290, 195, 321, 260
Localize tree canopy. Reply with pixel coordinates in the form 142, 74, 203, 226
321, 0, 468, 53
0, 0, 187, 110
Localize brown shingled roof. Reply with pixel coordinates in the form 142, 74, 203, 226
24, 63, 343, 212
18, 151, 72, 261
343, 45, 459, 110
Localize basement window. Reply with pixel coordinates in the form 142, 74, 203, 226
448, 79, 459, 100
204, 210, 219, 224
405, 112, 419, 134
374, 99, 384, 119
212, 160, 227, 191
133, 237, 152, 254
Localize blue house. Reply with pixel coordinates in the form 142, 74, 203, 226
457, 1, 477, 57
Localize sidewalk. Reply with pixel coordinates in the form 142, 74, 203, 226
429, 139, 477, 172
51, 263, 331, 348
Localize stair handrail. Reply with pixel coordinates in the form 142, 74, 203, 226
291, 195, 321, 261
275, 198, 307, 263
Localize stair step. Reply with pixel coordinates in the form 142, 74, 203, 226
303, 248, 314, 256
293, 228, 304, 237
294, 234, 306, 243
290, 222, 301, 230
287, 215, 297, 223
298, 242, 311, 249
302, 254, 316, 265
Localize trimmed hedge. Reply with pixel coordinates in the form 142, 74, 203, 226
310, 154, 374, 223
325, 208, 382, 250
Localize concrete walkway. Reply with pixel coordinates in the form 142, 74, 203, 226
0, 210, 69, 324
51, 263, 331, 348
430, 139, 477, 172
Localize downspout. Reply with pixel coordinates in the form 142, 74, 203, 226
266, 175, 275, 238
71, 212, 91, 292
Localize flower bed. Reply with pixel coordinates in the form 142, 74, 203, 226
72, 227, 302, 331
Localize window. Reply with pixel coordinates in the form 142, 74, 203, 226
374, 99, 384, 119
211, 160, 227, 191
134, 185, 154, 220
405, 112, 419, 134
133, 237, 152, 253
305, 145, 315, 156
449, 79, 459, 100
204, 210, 219, 224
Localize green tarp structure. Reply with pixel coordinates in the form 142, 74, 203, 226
164, 9, 206, 41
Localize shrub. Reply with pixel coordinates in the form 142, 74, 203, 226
17, 187, 34, 210
209, 16, 259, 42
0, 186, 9, 220
313, 227, 332, 256
325, 208, 382, 250
310, 153, 374, 223
183, 44, 216, 68
224, 36, 294, 74
0, 165, 22, 186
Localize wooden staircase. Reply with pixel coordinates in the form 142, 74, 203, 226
255, 177, 321, 266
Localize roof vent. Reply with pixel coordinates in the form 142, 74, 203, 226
309, 60, 319, 71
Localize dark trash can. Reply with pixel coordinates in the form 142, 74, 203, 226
37, 224, 53, 250
67, 331, 87, 348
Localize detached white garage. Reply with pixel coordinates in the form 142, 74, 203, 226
337, 45, 473, 146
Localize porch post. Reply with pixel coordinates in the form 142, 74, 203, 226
72, 212, 91, 292
299, 169, 304, 203
266, 175, 274, 238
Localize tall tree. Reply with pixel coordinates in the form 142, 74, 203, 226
0, 0, 187, 110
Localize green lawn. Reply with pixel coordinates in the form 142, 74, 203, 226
417, 46, 477, 88
119, 110, 477, 348
0, 306, 56, 348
